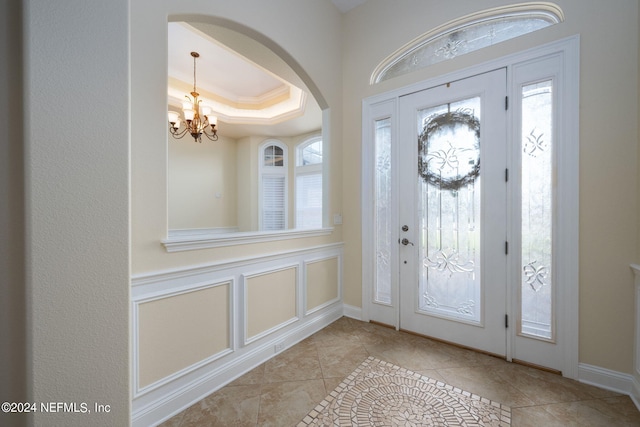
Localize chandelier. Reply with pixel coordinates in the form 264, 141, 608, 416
168, 51, 218, 142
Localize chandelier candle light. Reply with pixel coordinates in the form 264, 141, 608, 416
168, 51, 218, 142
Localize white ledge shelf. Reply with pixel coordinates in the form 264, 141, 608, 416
162, 227, 334, 252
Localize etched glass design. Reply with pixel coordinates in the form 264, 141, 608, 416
374, 118, 392, 304
375, 10, 561, 84
520, 80, 553, 340
417, 97, 481, 322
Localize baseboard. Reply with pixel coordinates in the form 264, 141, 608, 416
133, 304, 343, 427
578, 363, 640, 410
343, 304, 362, 320
631, 375, 640, 411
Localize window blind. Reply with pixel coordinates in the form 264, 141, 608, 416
262, 175, 286, 230
296, 172, 322, 228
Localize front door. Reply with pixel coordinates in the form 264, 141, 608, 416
364, 40, 579, 376
398, 69, 507, 356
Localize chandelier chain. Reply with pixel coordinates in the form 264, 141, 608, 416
192, 52, 197, 93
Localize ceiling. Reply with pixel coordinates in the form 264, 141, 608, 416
331, 0, 367, 13
167, 22, 322, 140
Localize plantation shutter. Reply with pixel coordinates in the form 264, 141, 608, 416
295, 172, 322, 228
262, 175, 286, 230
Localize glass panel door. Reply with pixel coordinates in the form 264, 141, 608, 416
399, 69, 507, 356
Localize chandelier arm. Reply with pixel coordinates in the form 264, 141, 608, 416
208, 130, 219, 141
169, 123, 190, 139
202, 130, 219, 141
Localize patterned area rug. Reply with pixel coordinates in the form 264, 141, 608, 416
298, 356, 511, 426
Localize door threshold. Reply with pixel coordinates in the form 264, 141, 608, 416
369, 320, 396, 330
399, 328, 505, 361
512, 358, 562, 376
398, 328, 562, 375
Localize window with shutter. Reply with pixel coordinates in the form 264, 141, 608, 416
259, 140, 288, 231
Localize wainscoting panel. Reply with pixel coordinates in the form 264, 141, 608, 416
137, 281, 232, 390
305, 256, 340, 315
131, 243, 344, 427
243, 265, 298, 344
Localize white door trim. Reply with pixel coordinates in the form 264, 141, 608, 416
362, 35, 579, 378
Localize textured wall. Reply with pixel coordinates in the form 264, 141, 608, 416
0, 1, 26, 426
23, 0, 130, 425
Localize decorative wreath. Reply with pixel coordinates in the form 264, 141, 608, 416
418, 109, 481, 191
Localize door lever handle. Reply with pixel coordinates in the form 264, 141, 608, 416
400, 238, 414, 246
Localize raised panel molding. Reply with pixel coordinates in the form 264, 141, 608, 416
133, 279, 234, 396
131, 243, 343, 427
304, 255, 342, 315
243, 265, 299, 345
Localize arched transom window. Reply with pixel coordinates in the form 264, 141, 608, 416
371, 2, 564, 84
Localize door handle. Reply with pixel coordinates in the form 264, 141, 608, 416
400, 238, 414, 246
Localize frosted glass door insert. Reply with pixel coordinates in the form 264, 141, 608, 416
418, 97, 482, 323
374, 118, 392, 304
520, 80, 554, 340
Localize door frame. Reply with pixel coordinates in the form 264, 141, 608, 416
361, 36, 579, 378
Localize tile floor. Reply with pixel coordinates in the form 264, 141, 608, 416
159, 317, 640, 426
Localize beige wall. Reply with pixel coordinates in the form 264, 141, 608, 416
138, 283, 231, 387
169, 134, 238, 230
246, 267, 298, 338
236, 136, 259, 231
307, 258, 340, 311
341, 0, 639, 374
